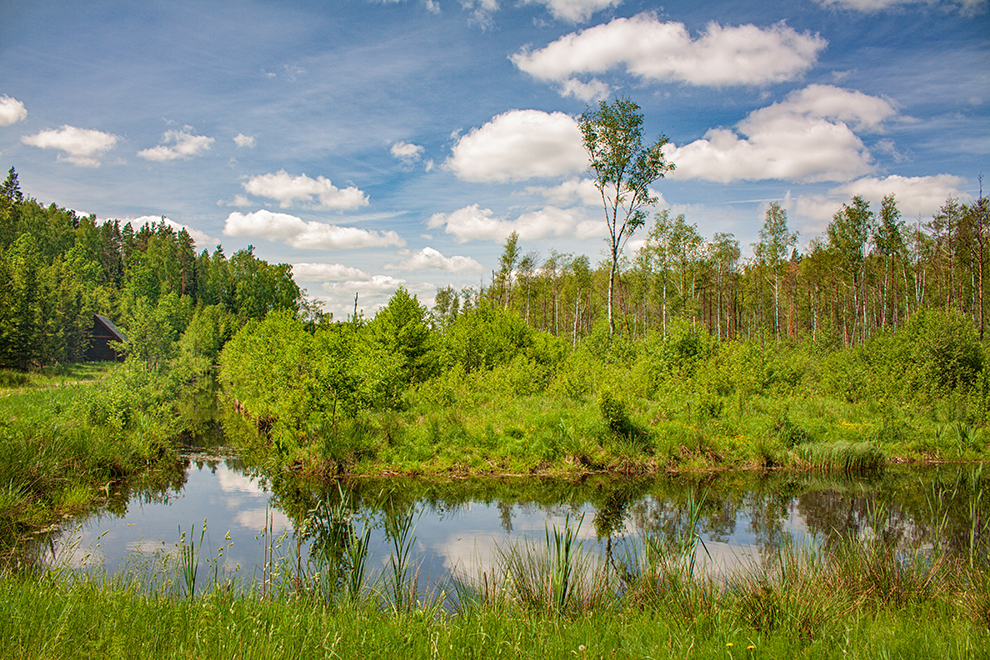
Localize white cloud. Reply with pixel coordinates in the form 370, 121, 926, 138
788, 174, 970, 225
447, 109, 586, 182
745, 84, 897, 132
511, 14, 827, 95
521, 0, 623, 23
0, 95, 27, 126
832, 174, 970, 217
137, 128, 214, 161
387, 247, 483, 273
427, 204, 583, 242
665, 85, 896, 183
233, 133, 256, 148
557, 77, 611, 102
291, 262, 369, 281
462, 0, 500, 27
22, 125, 118, 167
322, 274, 408, 294
525, 177, 601, 207
242, 170, 369, 210
391, 141, 425, 162
224, 210, 405, 250
575, 219, 603, 240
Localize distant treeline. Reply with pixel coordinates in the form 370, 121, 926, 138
463, 193, 990, 347
0, 167, 303, 370
3, 162, 989, 370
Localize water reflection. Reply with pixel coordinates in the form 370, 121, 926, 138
46, 459, 988, 591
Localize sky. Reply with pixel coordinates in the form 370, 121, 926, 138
1, 0, 987, 317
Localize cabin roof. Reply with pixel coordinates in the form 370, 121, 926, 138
95, 314, 128, 343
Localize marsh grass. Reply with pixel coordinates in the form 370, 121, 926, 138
6, 515, 990, 659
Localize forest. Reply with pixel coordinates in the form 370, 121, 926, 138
2, 158, 989, 480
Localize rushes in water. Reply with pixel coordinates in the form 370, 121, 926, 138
306, 484, 373, 603
613, 487, 714, 617
177, 520, 206, 598
383, 504, 419, 612
497, 514, 610, 615
547, 514, 581, 614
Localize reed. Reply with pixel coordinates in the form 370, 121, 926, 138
177, 521, 206, 597
382, 504, 419, 612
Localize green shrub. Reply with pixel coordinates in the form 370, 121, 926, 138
598, 389, 631, 435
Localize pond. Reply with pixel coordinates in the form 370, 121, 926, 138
45, 446, 988, 597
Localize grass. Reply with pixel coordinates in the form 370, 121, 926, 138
2, 519, 989, 659
0, 363, 108, 392
227, 385, 986, 480
0, 362, 201, 567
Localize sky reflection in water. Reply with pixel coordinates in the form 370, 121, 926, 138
53, 457, 976, 590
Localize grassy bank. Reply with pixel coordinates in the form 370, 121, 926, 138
219, 309, 990, 479
2, 523, 988, 659
0, 361, 206, 562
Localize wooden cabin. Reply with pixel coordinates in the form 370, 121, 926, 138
86, 314, 128, 362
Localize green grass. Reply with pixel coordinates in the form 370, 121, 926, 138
0, 362, 198, 565
2, 527, 989, 660
227, 385, 986, 480
0, 363, 109, 391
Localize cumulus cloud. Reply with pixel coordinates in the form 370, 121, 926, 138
391, 141, 425, 163
427, 204, 584, 242
242, 170, 369, 210
665, 85, 896, 183
746, 84, 897, 132
557, 77, 611, 102
834, 174, 969, 217
525, 177, 601, 206
0, 95, 27, 126
521, 0, 623, 23
447, 110, 586, 182
233, 133, 256, 148
137, 128, 214, 161
387, 247, 483, 273
321, 274, 409, 295
789, 174, 970, 225
291, 262, 369, 281
224, 209, 404, 250
22, 125, 119, 167
511, 14, 827, 96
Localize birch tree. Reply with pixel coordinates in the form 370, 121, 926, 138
580, 98, 674, 335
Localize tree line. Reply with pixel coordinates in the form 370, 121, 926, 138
455, 188, 988, 348
0, 167, 302, 370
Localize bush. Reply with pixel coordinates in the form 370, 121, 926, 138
902, 309, 982, 395
598, 389, 631, 435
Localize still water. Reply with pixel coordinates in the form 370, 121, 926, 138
50, 449, 986, 592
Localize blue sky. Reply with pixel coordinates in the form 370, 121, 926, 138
1, 0, 987, 317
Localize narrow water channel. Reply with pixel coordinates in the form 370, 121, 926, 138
48, 448, 988, 595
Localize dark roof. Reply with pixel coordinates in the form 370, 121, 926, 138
95, 314, 128, 343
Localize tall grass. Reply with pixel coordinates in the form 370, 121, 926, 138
4, 516, 990, 659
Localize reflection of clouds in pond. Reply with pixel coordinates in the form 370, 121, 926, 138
50, 535, 105, 569
216, 465, 265, 495
235, 507, 291, 532
437, 532, 502, 577
127, 539, 170, 555
696, 541, 761, 576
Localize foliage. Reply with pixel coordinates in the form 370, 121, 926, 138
0, 180, 302, 371
580, 98, 674, 334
